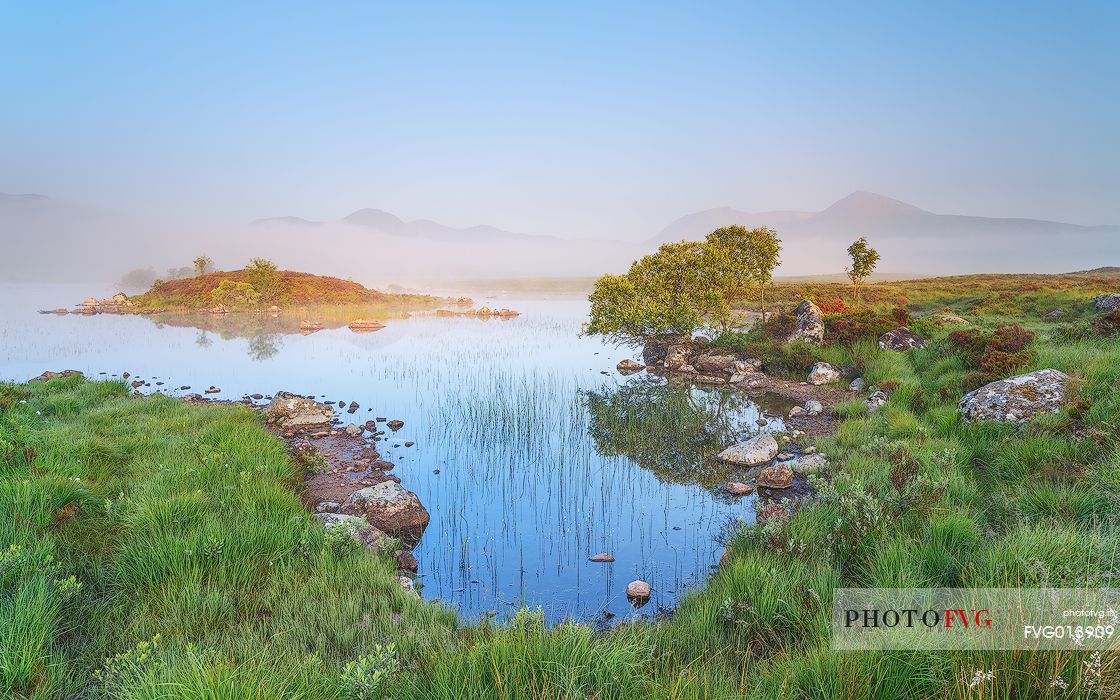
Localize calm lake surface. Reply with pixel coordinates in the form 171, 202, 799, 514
1, 283, 786, 623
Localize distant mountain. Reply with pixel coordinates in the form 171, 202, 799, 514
653, 191, 1117, 244
650, 191, 1120, 275
255, 207, 551, 243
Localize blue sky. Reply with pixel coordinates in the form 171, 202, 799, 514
2, 1, 1117, 239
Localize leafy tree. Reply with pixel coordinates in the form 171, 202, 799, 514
193, 255, 214, 276
845, 236, 881, 303
244, 258, 282, 304
705, 225, 782, 321
210, 279, 260, 308
118, 267, 157, 292
166, 266, 193, 280
585, 227, 783, 345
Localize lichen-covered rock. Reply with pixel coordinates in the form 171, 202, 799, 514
663, 343, 693, 370
867, 390, 889, 413
878, 327, 927, 351
849, 377, 867, 392
807, 362, 841, 385
787, 300, 824, 345
616, 359, 645, 374
349, 481, 430, 545
733, 358, 763, 374
958, 369, 1069, 424
804, 400, 824, 416
729, 371, 767, 388
757, 464, 793, 489
693, 353, 737, 373
1094, 294, 1120, 312
792, 453, 828, 474
716, 433, 779, 466
267, 391, 333, 427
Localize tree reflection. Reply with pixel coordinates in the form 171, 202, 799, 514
247, 333, 282, 361
583, 376, 772, 489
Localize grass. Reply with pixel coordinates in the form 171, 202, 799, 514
4, 271, 1120, 698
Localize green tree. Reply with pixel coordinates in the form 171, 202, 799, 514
244, 258, 282, 305
705, 225, 781, 321
845, 236, 881, 303
210, 279, 260, 308
193, 255, 214, 276
585, 228, 783, 345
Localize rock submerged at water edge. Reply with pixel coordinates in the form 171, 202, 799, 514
716, 433, 779, 466
588, 553, 615, 563
792, 453, 828, 474
958, 368, 1069, 424
626, 580, 651, 605
616, 359, 645, 374
726, 482, 753, 496
349, 481, 430, 544
757, 464, 793, 489
267, 391, 334, 427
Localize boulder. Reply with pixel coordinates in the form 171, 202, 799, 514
729, 371, 767, 388
716, 433, 778, 466
958, 369, 1069, 424
1094, 294, 1120, 312
792, 453, 828, 474
626, 580, 651, 603
267, 391, 334, 427
30, 369, 83, 382
787, 300, 824, 345
804, 400, 824, 416
349, 481, 430, 545
788, 405, 805, 418
344, 424, 362, 437
641, 338, 674, 366
878, 327, 927, 351
693, 353, 737, 373
588, 553, 615, 563
348, 319, 386, 332
867, 390, 889, 413
616, 359, 645, 374
807, 362, 841, 385
733, 358, 763, 374
726, 482, 753, 496
849, 377, 867, 392
387, 419, 404, 431
663, 343, 693, 370
396, 549, 419, 573
757, 464, 793, 489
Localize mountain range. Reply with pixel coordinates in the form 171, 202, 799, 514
3, 191, 1119, 284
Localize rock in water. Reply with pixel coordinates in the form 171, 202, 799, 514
807, 362, 841, 385
267, 391, 334, 427
349, 481, 430, 546
757, 464, 793, 489
663, 342, 693, 370
1094, 294, 1120, 312
878, 327, 927, 351
726, 482, 753, 496
958, 369, 1069, 424
616, 359, 645, 374
716, 433, 779, 466
387, 419, 404, 431
693, 353, 737, 373
626, 580, 651, 605
787, 300, 824, 345
588, 553, 615, 563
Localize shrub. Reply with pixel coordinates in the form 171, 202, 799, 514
949, 323, 1036, 389
210, 280, 260, 308
814, 297, 849, 314
824, 310, 896, 348
340, 644, 398, 700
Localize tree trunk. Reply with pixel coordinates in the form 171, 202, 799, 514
760, 284, 767, 322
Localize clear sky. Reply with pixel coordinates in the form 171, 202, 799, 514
2, 1, 1117, 239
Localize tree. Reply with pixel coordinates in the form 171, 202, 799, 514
193, 255, 214, 276
210, 279, 260, 308
244, 258, 282, 305
845, 236, 881, 303
705, 225, 781, 321
585, 227, 783, 346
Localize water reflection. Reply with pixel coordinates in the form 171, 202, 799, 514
584, 376, 786, 490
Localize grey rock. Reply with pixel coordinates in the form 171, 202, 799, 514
787, 299, 824, 345
792, 453, 828, 474
716, 433, 779, 466
267, 391, 333, 427
879, 327, 927, 351
1094, 294, 1120, 312
807, 362, 841, 385
804, 400, 824, 416
315, 501, 341, 513
958, 369, 1069, 424
867, 390, 889, 413
849, 377, 867, 392
350, 481, 430, 545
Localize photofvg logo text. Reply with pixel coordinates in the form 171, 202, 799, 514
832, 588, 1120, 651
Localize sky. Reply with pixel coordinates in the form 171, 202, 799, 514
2, 1, 1118, 240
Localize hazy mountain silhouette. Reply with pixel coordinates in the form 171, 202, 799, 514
652, 191, 1118, 244
251, 216, 322, 227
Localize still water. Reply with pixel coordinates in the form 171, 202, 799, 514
1, 284, 784, 622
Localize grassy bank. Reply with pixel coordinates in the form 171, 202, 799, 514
4, 274, 1119, 698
